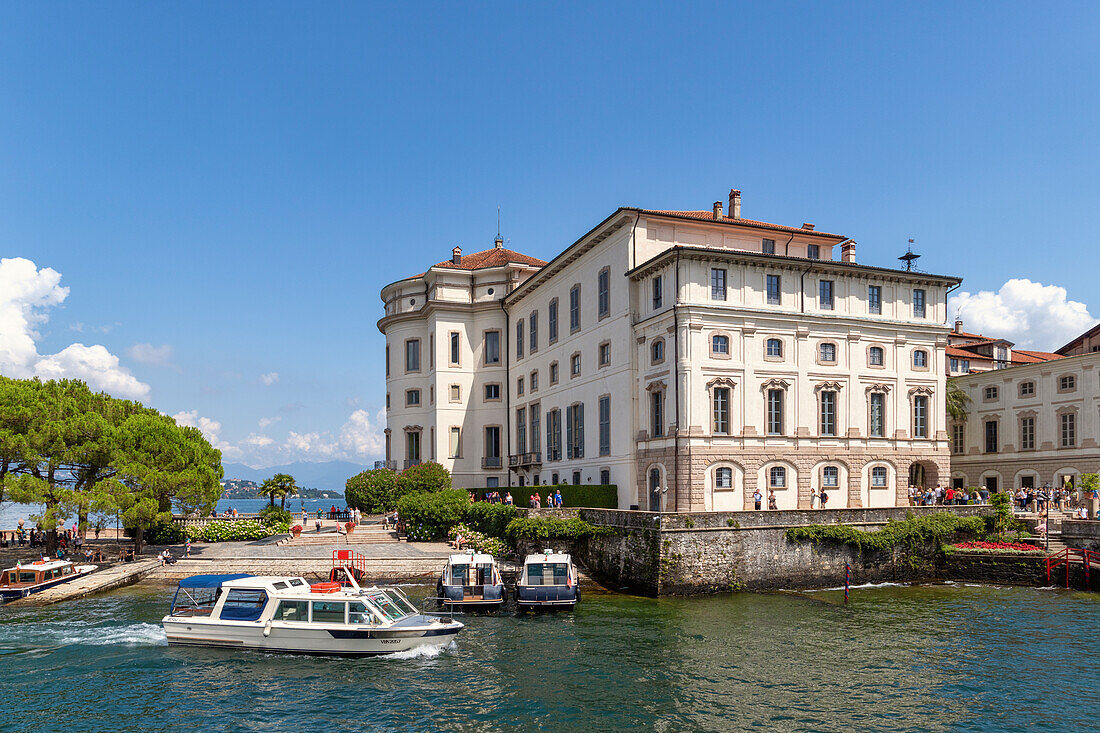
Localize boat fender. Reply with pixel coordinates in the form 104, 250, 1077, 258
263, 621, 272, 637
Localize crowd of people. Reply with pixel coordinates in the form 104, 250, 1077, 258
909, 485, 989, 506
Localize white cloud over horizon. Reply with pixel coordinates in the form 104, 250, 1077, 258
0, 257, 150, 400
126, 342, 174, 366
950, 278, 1097, 352
260, 371, 279, 386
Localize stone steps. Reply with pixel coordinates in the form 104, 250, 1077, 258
275, 530, 402, 547
150, 556, 446, 582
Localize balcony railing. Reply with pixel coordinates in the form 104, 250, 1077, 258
375, 460, 398, 470
508, 452, 543, 469
481, 456, 503, 470
403, 459, 422, 470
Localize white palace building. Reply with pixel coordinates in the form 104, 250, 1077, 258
378, 190, 961, 512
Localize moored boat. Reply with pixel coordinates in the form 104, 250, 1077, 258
162, 569, 463, 656
437, 551, 506, 609
0, 559, 97, 601
515, 550, 579, 610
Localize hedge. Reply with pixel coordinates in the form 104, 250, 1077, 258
504, 516, 616, 544
465, 502, 518, 537
396, 489, 469, 541
486, 484, 618, 510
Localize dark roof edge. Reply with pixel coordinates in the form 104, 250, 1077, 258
638, 209, 848, 240
1056, 320, 1100, 354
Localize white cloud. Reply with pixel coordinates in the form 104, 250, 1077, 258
338, 408, 387, 457
258, 416, 281, 429
242, 433, 275, 448
126, 342, 174, 366
173, 409, 241, 460
0, 257, 150, 400
951, 279, 1097, 351
260, 372, 280, 386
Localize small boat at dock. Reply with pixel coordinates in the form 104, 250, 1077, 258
162, 566, 463, 656
436, 551, 506, 609
0, 559, 98, 601
515, 550, 579, 610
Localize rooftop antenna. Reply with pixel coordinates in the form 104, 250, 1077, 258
899, 238, 920, 271
494, 206, 503, 248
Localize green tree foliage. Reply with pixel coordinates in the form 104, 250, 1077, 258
0, 377, 223, 553
503, 516, 615, 544
345, 468, 399, 514
946, 379, 971, 422
395, 489, 469, 540
258, 473, 299, 509
395, 462, 451, 497
785, 512, 987, 556
465, 502, 518, 537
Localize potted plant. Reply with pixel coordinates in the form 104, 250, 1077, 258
344, 521, 356, 535
290, 524, 303, 539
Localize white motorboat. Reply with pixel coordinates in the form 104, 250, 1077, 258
0, 559, 97, 601
437, 551, 506, 609
515, 550, 580, 610
162, 570, 463, 657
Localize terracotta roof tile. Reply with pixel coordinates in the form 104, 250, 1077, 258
1011, 349, 1064, 364
640, 210, 846, 239
946, 346, 992, 360
430, 247, 546, 271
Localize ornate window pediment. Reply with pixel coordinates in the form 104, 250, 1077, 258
706, 377, 737, 391
1017, 409, 1038, 419
908, 386, 934, 397
404, 424, 423, 432
866, 383, 891, 395
814, 380, 844, 393
760, 378, 790, 392
646, 380, 667, 393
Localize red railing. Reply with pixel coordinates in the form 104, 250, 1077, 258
1045, 547, 1100, 588
332, 549, 368, 584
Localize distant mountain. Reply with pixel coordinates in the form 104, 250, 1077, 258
221, 460, 369, 492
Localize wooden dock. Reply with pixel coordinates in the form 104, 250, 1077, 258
7, 559, 160, 607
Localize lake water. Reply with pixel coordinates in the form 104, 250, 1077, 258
0, 582, 1096, 732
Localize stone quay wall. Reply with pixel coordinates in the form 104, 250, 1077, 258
1061, 520, 1100, 552
517, 505, 994, 595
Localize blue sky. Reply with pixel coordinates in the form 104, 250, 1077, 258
1, 2, 1098, 468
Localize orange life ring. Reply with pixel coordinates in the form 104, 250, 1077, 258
310, 582, 342, 593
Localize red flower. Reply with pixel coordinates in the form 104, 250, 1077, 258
953, 541, 1041, 552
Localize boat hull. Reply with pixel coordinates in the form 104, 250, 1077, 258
0, 565, 97, 602
162, 616, 462, 657
437, 582, 506, 609
515, 584, 579, 609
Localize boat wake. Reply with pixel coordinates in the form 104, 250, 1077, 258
801, 581, 908, 593
57, 623, 167, 647
381, 640, 455, 660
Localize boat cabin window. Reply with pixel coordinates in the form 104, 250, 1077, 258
450, 564, 470, 585
219, 589, 268, 621
19, 571, 37, 584
273, 600, 309, 622
311, 601, 346, 624
348, 601, 374, 625
62, 566, 73, 575
271, 581, 289, 590
287, 578, 306, 587
525, 563, 569, 586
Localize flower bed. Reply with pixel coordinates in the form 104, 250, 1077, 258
949, 541, 1044, 553
447, 524, 509, 557
185, 519, 289, 542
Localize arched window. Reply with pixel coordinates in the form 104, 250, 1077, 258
769, 466, 787, 488
913, 349, 928, 369
869, 346, 884, 366
819, 343, 837, 363
871, 466, 888, 487
715, 467, 733, 489
651, 339, 665, 364
822, 465, 839, 487
766, 338, 783, 358
711, 334, 730, 356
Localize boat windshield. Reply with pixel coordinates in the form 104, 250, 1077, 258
388, 589, 419, 616
364, 590, 413, 622
525, 562, 570, 586
170, 587, 219, 616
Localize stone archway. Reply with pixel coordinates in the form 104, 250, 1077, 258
907, 460, 940, 490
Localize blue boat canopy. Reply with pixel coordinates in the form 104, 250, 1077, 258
178, 573, 253, 589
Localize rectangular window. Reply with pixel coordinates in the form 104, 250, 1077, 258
1019, 381, 1034, 397
1060, 376, 1076, 391
405, 389, 420, 407
807, 244, 820, 260
870, 393, 885, 438
985, 420, 998, 453
713, 387, 730, 435
820, 391, 837, 436
429, 334, 434, 369
950, 358, 959, 373
711, 268, 727, 301
569, 285, 581, 332
766, 389, 784, 435
762, 238, 776, 255
652, 276, 663, 310
516, 407, 527, 454
822, 466, 839, 487
529, 312, 538, 353
913, 396, 928, 439
311, 601, 346, 624
598, 268, 610, 318
766, 274, 781, 305
516, 321, 524, 359
406, 431, 421, 462
405, 339, 420, 372
600, 469, 610, 485
546, 408, 562, 461
449, 427, 461, 458
449, 384, 461, 402
712, 334, 730, 356
598, 342, 611, 367
868, 285, 882, 314
517, 377, 524, 396
385, 345, 390, 377
548, 299, 559, 343
598, 395, 610, 456
819, 280, 834, 310
651, 390, 663, 438
1020, 417, 1035, 450
485, 331, 500, 365
913, 289, 926, 318
1061, 412, 1076, 447
530, 404, 541, 454
449, 333, 460, 365
549, 362, 559, 384
985, 386, 998, 401
274, 600, 309, 622
530, 371, 538, 392
571, 353, 581, 377
952, 423, 964, 453
566, 403, 585, 459
484, 383, 501, 401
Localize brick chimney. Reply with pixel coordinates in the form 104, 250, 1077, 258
712, 201, 723, 219
452, 246, 462, 265
841, 241, 856, 263
954, 318, 963, 333
728, 189, 741, 219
